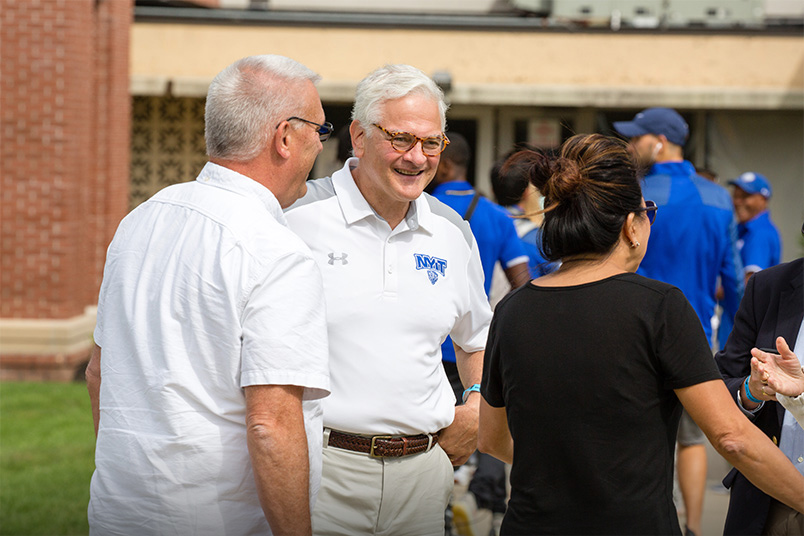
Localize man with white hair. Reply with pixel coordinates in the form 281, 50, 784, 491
286, 64, 492, 536
86, 55, 331, 536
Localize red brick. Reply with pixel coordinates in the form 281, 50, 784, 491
1, 0, 131, 377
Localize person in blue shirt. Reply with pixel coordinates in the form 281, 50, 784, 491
431, 133, 529, 378
730, 171, 782, 279
490, 150, 559, 280
717, 171, 782, 350
615, 107, 744, 536
431, 134, 530, 294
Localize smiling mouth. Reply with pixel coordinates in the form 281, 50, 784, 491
395, 168, 423, 177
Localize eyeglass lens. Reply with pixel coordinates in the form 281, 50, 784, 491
315, 123, 334, 142
389, 133, 445, 156
645, 201, 657, 225
285, 117, 333, 142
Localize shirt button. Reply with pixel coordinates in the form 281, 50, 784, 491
387, 265, 393, 274
798, 456, 803, 463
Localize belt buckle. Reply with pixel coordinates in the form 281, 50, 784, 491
369, 435, 393, 458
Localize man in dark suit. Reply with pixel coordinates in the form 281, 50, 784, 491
715, 252, 804, 535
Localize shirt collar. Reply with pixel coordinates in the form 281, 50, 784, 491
743, 210, 770, 228
332, 157, 434, 234
649, 160, 697, 178
431, 181, 474, 196
196, 162, 286, 225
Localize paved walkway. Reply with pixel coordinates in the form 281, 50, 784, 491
693, 441, 732, 536
697, 481, 730, 536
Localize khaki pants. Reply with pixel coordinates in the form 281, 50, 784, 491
312, 429, 453, 536
762, 500, 804, 536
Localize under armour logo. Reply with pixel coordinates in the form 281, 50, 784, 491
328, 252, 348, 265
413, 253, 447, 285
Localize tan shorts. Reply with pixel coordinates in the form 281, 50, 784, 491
312, 429, 453, 536
677, 408, 706, 446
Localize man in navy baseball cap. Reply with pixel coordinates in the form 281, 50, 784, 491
729, 171, 772, 200
614, 107, 689, 147
614, 107, 744, 536
728, 171, 781, 277
717, 171, 780, 378
613, 107, 690, 167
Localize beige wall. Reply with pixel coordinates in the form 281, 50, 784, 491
130, 21, 804, 261
132, 23, 804, 109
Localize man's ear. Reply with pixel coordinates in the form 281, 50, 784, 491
274, 121, 292, 159
350, 120, 365, 158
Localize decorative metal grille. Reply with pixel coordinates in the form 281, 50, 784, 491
130, 96, 207, 209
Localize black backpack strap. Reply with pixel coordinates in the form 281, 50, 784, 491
463, 192, 481, 222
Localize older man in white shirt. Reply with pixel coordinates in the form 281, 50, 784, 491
86, 55, 331, 536
286, 64, 492, 536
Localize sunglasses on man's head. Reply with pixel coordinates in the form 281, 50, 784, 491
635, 200, 658, 225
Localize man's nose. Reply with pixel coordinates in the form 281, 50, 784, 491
403, 141, 428, 165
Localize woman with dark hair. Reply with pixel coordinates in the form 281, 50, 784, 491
477, 133, 804, 535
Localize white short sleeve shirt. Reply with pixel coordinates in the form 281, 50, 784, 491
285, 158, 492, 435
90, 163, 329, 536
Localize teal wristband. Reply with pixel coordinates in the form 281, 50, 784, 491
744, 377, 762, 404
462, 383, 481, 403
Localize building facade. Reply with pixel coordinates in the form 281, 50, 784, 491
2, 0, 802, 379
0, 0, 132, 380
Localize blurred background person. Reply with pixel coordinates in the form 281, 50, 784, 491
729, 171, 782, 283
431, 131, 529, 399
695, 167, 719, 184
614, 107, 744, 536
491, 149, 559, 282
718, 171, 782, 350
477, 133, 804, 535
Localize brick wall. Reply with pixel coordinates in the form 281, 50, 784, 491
0, 0, 132, 379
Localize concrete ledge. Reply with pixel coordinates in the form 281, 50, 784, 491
0, 307, 97, 382
132, 74, 804, 110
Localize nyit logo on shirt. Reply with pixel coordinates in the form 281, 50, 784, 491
413, 253, 447, 285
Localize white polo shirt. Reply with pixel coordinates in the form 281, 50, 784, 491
285, 158, 492, 436
90, 162, 329, 536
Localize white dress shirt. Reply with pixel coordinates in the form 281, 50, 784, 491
90, 163, 329, 535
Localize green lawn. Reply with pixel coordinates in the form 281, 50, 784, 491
0, 382, 95, 536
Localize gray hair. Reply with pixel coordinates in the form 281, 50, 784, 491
351, 64, 448, 134
205, 55, 321, 161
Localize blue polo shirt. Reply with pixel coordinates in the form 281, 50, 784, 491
717, 210, 781, 349
737, 210, 781, 274
432, 181, 528, 362
637, 161, 743, 341
505, 205, 558, 278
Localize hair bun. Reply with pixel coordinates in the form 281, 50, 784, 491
544, 157, 584, 203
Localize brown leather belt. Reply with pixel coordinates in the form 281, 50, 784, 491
327, 429, 439, 458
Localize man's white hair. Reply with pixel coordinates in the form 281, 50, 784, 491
205, 55, 320, 162
351, 64, 448, 134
